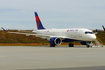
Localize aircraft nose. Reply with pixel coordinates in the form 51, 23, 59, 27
89, 34, 96, 41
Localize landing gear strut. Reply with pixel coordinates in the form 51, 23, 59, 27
86, 44, 92, 48
86, 41, 92, 48
69, 43, 74, 47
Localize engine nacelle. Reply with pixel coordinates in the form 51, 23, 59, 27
80, 41, 91, 45
49, 37, 62, 46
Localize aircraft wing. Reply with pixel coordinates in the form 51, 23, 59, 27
1, 27, 68, 40
8, 32, 67, 39
6, 32, 36, 36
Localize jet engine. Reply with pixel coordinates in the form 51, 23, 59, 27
49, 37, 62, 46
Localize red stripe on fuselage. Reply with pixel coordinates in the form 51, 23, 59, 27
35, 16, 41, 29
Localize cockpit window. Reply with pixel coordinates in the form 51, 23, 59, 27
85, 31, 94, 34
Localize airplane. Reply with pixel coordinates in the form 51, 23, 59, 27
1, 12, 96, 48
102, 25, 105, 32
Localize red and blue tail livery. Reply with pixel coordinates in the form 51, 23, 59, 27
35, 12, 45, 30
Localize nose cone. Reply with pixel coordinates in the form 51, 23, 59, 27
89, 34, 96, 41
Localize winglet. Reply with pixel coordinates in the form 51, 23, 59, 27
1, 27, 8, 32
95, 29, 97, 34
102, 25, 105, 32
34, 12, 45, 30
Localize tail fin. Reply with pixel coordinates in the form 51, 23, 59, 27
102, 25, 105, 32
34, 12, 45, 30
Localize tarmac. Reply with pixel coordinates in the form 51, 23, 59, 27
0, 45, 105, 70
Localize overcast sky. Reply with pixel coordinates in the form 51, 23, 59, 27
0, 0, 105, 30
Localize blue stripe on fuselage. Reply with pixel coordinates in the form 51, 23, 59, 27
62, 38, 80, 42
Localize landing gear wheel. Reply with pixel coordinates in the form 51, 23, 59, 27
50, 45, 52, 47
69, 43, 74, 47
50, 45, 55, 47
52, 45, 55, 47
86, 45, 90, 48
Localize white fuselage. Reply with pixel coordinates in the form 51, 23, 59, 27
33, 28, 96, 41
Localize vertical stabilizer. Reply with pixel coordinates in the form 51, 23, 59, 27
34, 12, 45, 30
102, 25, 105, 32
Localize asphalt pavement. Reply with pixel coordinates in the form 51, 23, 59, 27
0, 46, 105, 70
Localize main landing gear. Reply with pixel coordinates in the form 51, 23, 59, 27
50, 44, 55, 47
69, 43, 74, 47
50, 43, 74, 47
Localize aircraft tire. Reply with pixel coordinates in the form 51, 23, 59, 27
52, 45, 55, 47
50, 45, 52, 47
86, 45, 90, 48
50, 45, 55, 47
69, 43, 74, 47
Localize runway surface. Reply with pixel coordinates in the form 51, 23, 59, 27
0, 45, 105, 70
